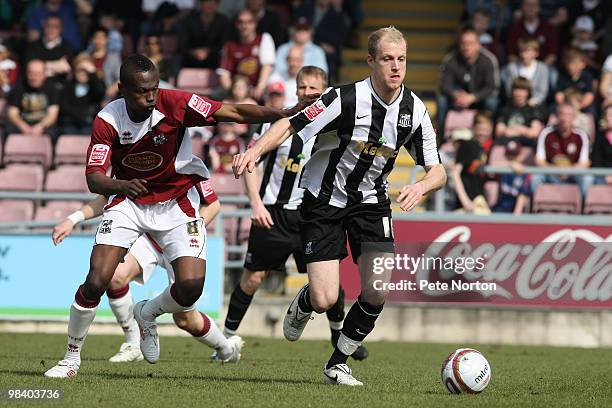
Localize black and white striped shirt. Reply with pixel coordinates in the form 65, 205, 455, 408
289, 77, 440, 208
253, 122, 316, 210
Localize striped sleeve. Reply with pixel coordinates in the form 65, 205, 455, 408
289, 87, 341, 143
407, 99, 440, 166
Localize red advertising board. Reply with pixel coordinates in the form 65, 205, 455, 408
340, 220, 612, 308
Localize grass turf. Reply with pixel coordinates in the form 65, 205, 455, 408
0, 332, 611, 407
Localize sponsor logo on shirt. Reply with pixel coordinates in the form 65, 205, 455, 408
188, 94, 212, 117
199, 180, 214, 197
98, 220, 112, 234
88, 144, 110, 166
355, 141, 398, 159
304, 100, 325, 121
121, 151, 163, 171
280, 157, 303, 173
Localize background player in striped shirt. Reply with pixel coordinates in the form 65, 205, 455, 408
50, 180, 242, 366
234, 27, 447, 386
220, 66, 368, 361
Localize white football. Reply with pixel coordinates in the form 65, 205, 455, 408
441, 348, 491, 394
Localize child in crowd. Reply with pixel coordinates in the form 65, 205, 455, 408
209, 122, 245, 174
223, 74, 257, 137
501, 37, 549, 107
555, 48, 596, 115
491, 140, 530, 214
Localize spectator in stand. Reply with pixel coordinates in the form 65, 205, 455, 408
571, 15, 601, 69
6, 59, 60, 139
506, 0, 559, 65
293, 0, 347, 84
438, 26, 499, 137
92, 1, 142, 54
94, 11, 124, 54
25, 15, 73, 86
496, 77, 546, 147
217, 9, 276, 100
592, 103, 612, 184
59, 54, 105, 135
209, 122, 245, 173
0, 43, 19, 98
473, 110, 494, 153
142, 0, 195, 34
491, 140, 531, 214
143, 33, 177, 85
180, 0, 230, 69
600, 54, 612, 106
269, 45, 304, 108
246, 0, 287, 47
342, 0, 365, 48
27, 0, 86, 51
451, 127, 491, 214
531, 103, 592, 195
274, 17, 327, 77
563, 88, 594, 138
555, 47, 596, 115
86, 27, 121, 104
567, 0, 608, 43
223, 74, 258, 136
471, 8, 497, 57
501, 37, 550, 107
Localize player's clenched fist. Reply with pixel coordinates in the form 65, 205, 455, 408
232, 150, 258, 179
396, 183, 425, 212
119, 179, 149, 200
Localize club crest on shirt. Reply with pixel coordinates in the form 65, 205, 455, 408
398, 113, 411, 128
153, 133, 167, 146
304, 100, 325, 121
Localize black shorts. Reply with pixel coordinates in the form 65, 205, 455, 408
300, 192, 395, 264
244, 206, 307, 274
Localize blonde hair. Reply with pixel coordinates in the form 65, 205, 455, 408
367, 26, 406, 58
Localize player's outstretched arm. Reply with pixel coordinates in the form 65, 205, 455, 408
86, 172, 149, 200
396, 164, 447, 212
232, 118, 294, 178
213, 94, 317, 124
52, 195, 107, 245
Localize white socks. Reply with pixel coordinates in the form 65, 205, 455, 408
108, 289, 139, 346
194, 313, 233, 358
64, 303, 97, 363
141, 285, 194, 321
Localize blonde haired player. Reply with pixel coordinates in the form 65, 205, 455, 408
50, 180, 242, 369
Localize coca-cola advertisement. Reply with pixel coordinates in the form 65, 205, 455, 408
340, 221, 612, 309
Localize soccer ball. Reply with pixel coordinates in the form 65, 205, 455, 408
440, 348, 491, 394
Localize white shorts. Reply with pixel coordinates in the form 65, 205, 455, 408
95, 185, 206, 262
128, 234, 175, 285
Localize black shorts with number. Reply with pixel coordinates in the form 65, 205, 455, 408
244, 206, 307, 274
300, 192, 395, 264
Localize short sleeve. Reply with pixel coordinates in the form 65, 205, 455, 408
160, 89, 223, 127
198, 179, 218, 204
85, 116, 116, 175
258, 33, 276, 65
407, 104, 441, 166
288, 88, 341, 143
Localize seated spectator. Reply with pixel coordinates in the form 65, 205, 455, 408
555, 48, 596, 115
209, 122, 245, 173
246, 0, 287, 47
27, 0, 84, 51
496, 77, 546, 147
274, 17, 327, 77
472, 8, 497, 57
438, 27, 499, 137
6, 59, 60, 139
491, 140, 531, 214
93, 10, 126, 54
501, 37, 549, 107
601, 54, 612, 106
592, 103, 612, 184
217, 9, 275, 100
567, 0, 607, 43
25, 15, 74, 85
142, 0, 195, 34
0, 43, 19, 97
571, 15, 601, 69
143, 33, 177, 85
563, 88, 594, 138
506, 0, 559, 65
293, 0, 347, 84
86, 27, 121, 104
269, 45, 304, 108
180, 0, 230, 69
531, 103, 592, 195
60, 54, 105, 135
223, 74, 257, 136
473, 110, 494, 153
451, 127, 491, 214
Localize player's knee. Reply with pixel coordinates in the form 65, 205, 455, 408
242, 271, 266, 294
81, 279, 106, 301
172, 313, 190, 331
174, 279, 204, 306
310, 290, 337, 313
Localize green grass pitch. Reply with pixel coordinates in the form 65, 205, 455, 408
1, 332, 611, 407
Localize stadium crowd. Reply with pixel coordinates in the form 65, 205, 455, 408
0, 0, 610, 218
